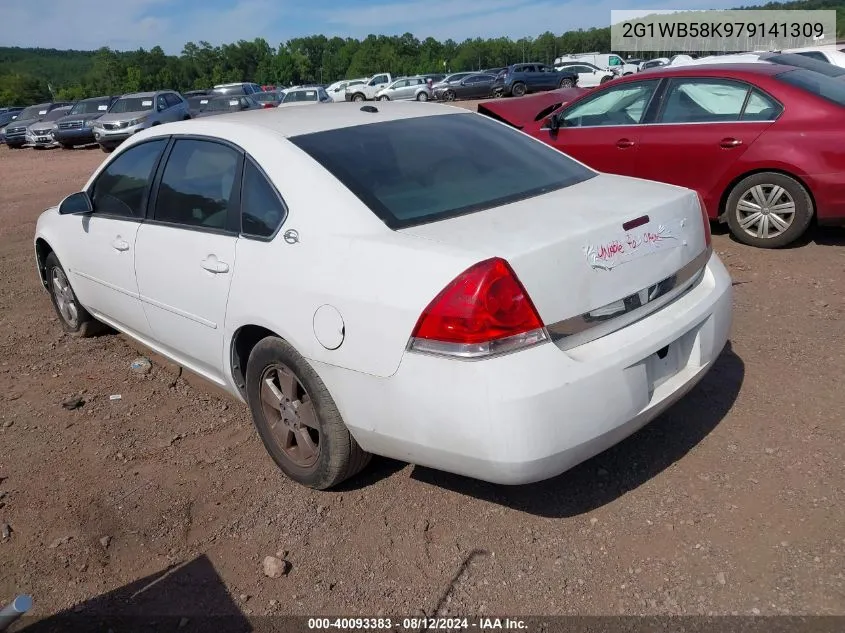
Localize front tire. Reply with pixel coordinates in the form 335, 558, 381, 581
416, 91, 429, 101
351, 93, 365, 102
600, 75, 613, 84
725, 172, 813, 248
378, 95, 389, 101
60, 143, 74, 150
245, 337, 371, 490
558, 78, 574, 89
45, 252, 103, 337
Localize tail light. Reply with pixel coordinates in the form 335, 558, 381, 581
408, 258, 547, 359
263, 103, 274, 109
697, 192, 712, 247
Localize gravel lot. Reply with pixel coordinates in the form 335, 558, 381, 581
1, 110, 844, 624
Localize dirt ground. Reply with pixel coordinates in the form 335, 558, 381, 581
1, 111, 844, 625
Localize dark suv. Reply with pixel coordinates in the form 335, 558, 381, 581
492, 63, 578, 98
4, 102, 73, 148
54, 95, 119, 148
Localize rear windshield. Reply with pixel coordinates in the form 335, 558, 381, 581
776, 68, 845, 106
290, 113, 596, 229
766, 54, 845, 78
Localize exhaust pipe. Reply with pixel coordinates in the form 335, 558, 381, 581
0, 595, 33, 631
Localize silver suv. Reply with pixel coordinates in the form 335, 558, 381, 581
375, 77, 432, 101
92, 91, 190, 152
211, 82, 263, 96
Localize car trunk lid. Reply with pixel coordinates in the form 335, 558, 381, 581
399, 173, 710, 346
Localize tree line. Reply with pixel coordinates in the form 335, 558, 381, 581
0, 0, 843, 105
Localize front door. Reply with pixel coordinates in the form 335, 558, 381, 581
635, 78, 780, 212
62, 138, 169, 338
537, 79, 661, 176
134, 138, 243, 381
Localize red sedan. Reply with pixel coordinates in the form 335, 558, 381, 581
480, 63, 845, 248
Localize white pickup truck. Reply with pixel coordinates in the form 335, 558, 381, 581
345, 73, 393, 101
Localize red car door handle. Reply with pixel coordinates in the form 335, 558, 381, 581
720, 137, 742, 148
616, 138, 635, 148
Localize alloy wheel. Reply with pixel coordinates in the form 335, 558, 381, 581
51, 267, 79, 328
259, 363, 320, 468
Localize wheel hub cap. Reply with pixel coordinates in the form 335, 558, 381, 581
259, 364, 320, 468
736, 184, 795, 239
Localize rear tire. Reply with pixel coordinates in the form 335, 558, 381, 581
45, 252, 104, 337
558, 78, 574, 89
245, 336, 371, 490
511, 82, 527, 97
725, 172, 813, 248
600, 75, 613, 84
351, 93, 365, 102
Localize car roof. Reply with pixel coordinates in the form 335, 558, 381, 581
134, 101, 466, 139
638, 63, 789, 78
120, 91, 159, 98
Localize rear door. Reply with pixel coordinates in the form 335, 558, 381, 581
134, 137, 243, 382
536, 64, 559, 90
538, 78, 661, 175
635, 78, 780, 211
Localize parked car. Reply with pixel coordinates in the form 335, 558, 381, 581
92, 91, 190, 152
326, 79, 367, 102
211, 82, 264, 96
375, 77, 432, 101
492, 63, 579, 97
660, 52, 845, 80
641, 58, 670, 70
553, 62, 615, 87
479, 63, 845, 248
192, 95, 263, 117
344, 73, 392, 101
34, 103, 730, 489
4, 102, 74, 149
431, 72, 476, 95
251, 91, 284, 108
782, 46, 845, 67
26, 106, 73, 148
54, 95, 120, 149
555, 53, 638, 76
434, 73, 497, 101
278, 87, 332, 106
483, 67, 506, 76
0, 109, 22, 144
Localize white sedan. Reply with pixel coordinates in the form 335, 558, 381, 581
553, 62, 615, 87
34, 103, 733, 489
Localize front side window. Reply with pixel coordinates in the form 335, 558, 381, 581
660, 79, 750, 123
290, 113, 596, 229
240, 160, 286, 238
561, 80, 659, 127
609, 56, 624, 66
90, 140, 168, 218
154, 139, 241, 230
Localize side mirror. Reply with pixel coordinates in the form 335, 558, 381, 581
546, 113, 560, 131
59, 191, 93, 215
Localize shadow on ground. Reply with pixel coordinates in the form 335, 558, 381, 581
16, 555, 251, 633
409, 341, 744, 518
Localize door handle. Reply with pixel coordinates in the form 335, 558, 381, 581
111, 238, 130, 252
720, 137, 742, 148
200, 256, 229, 274
616, 138, 635, 149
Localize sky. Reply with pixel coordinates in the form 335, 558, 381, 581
4, 0, 741, 54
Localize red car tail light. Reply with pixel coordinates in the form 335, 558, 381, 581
408, 258, 547, 359
262, 103, 274, 109
697, 193, 712, 247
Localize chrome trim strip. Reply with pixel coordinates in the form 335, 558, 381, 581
547, 246, 712, 350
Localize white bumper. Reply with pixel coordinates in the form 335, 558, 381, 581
315, 253, 733, 485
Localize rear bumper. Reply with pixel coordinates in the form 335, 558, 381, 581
316, 252, 733, 485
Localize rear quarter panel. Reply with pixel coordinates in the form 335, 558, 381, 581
222, 128, 482, 380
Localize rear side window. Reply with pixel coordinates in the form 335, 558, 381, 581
154, 139, 241, 230
290, 113, 596, 229
90, 140, 167, 218
240, 160, 286, 238
776, 68, 845, 107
